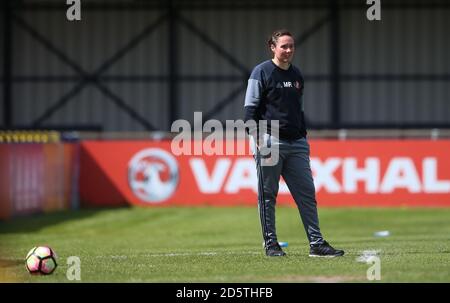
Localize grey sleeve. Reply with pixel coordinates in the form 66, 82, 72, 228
244, 66, 265, 136
244, 66, 265, 123
244, 78, 263, 136
244, 79, 263, 108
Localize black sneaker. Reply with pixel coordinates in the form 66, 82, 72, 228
265, 243, 287, 257
309, 241, 344, 258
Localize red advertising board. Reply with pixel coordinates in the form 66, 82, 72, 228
79, 140, 450, 207
0, 143, 78, 220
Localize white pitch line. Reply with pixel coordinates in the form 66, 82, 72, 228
142, 251, 260, 258
356, 249, 382, 263
94, 251, 261, 259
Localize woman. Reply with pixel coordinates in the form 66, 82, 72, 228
244, 29, 344, 257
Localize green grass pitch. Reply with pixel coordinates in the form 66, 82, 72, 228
0, 206, 449, 282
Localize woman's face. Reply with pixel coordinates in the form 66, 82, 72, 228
271, 35, 295, 64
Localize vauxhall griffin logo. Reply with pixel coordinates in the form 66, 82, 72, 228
128, 148, 179, 203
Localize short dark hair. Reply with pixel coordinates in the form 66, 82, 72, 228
267, 29, 293, 48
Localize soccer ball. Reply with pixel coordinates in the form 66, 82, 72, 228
25, 246, 58, 275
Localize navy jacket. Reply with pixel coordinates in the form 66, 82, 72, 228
244, 60, 306, 140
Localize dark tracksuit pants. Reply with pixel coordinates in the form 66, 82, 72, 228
253, 135, 324, 248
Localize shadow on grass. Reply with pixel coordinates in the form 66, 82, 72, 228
0, 259, 23, 268
0, 206, 129, 234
